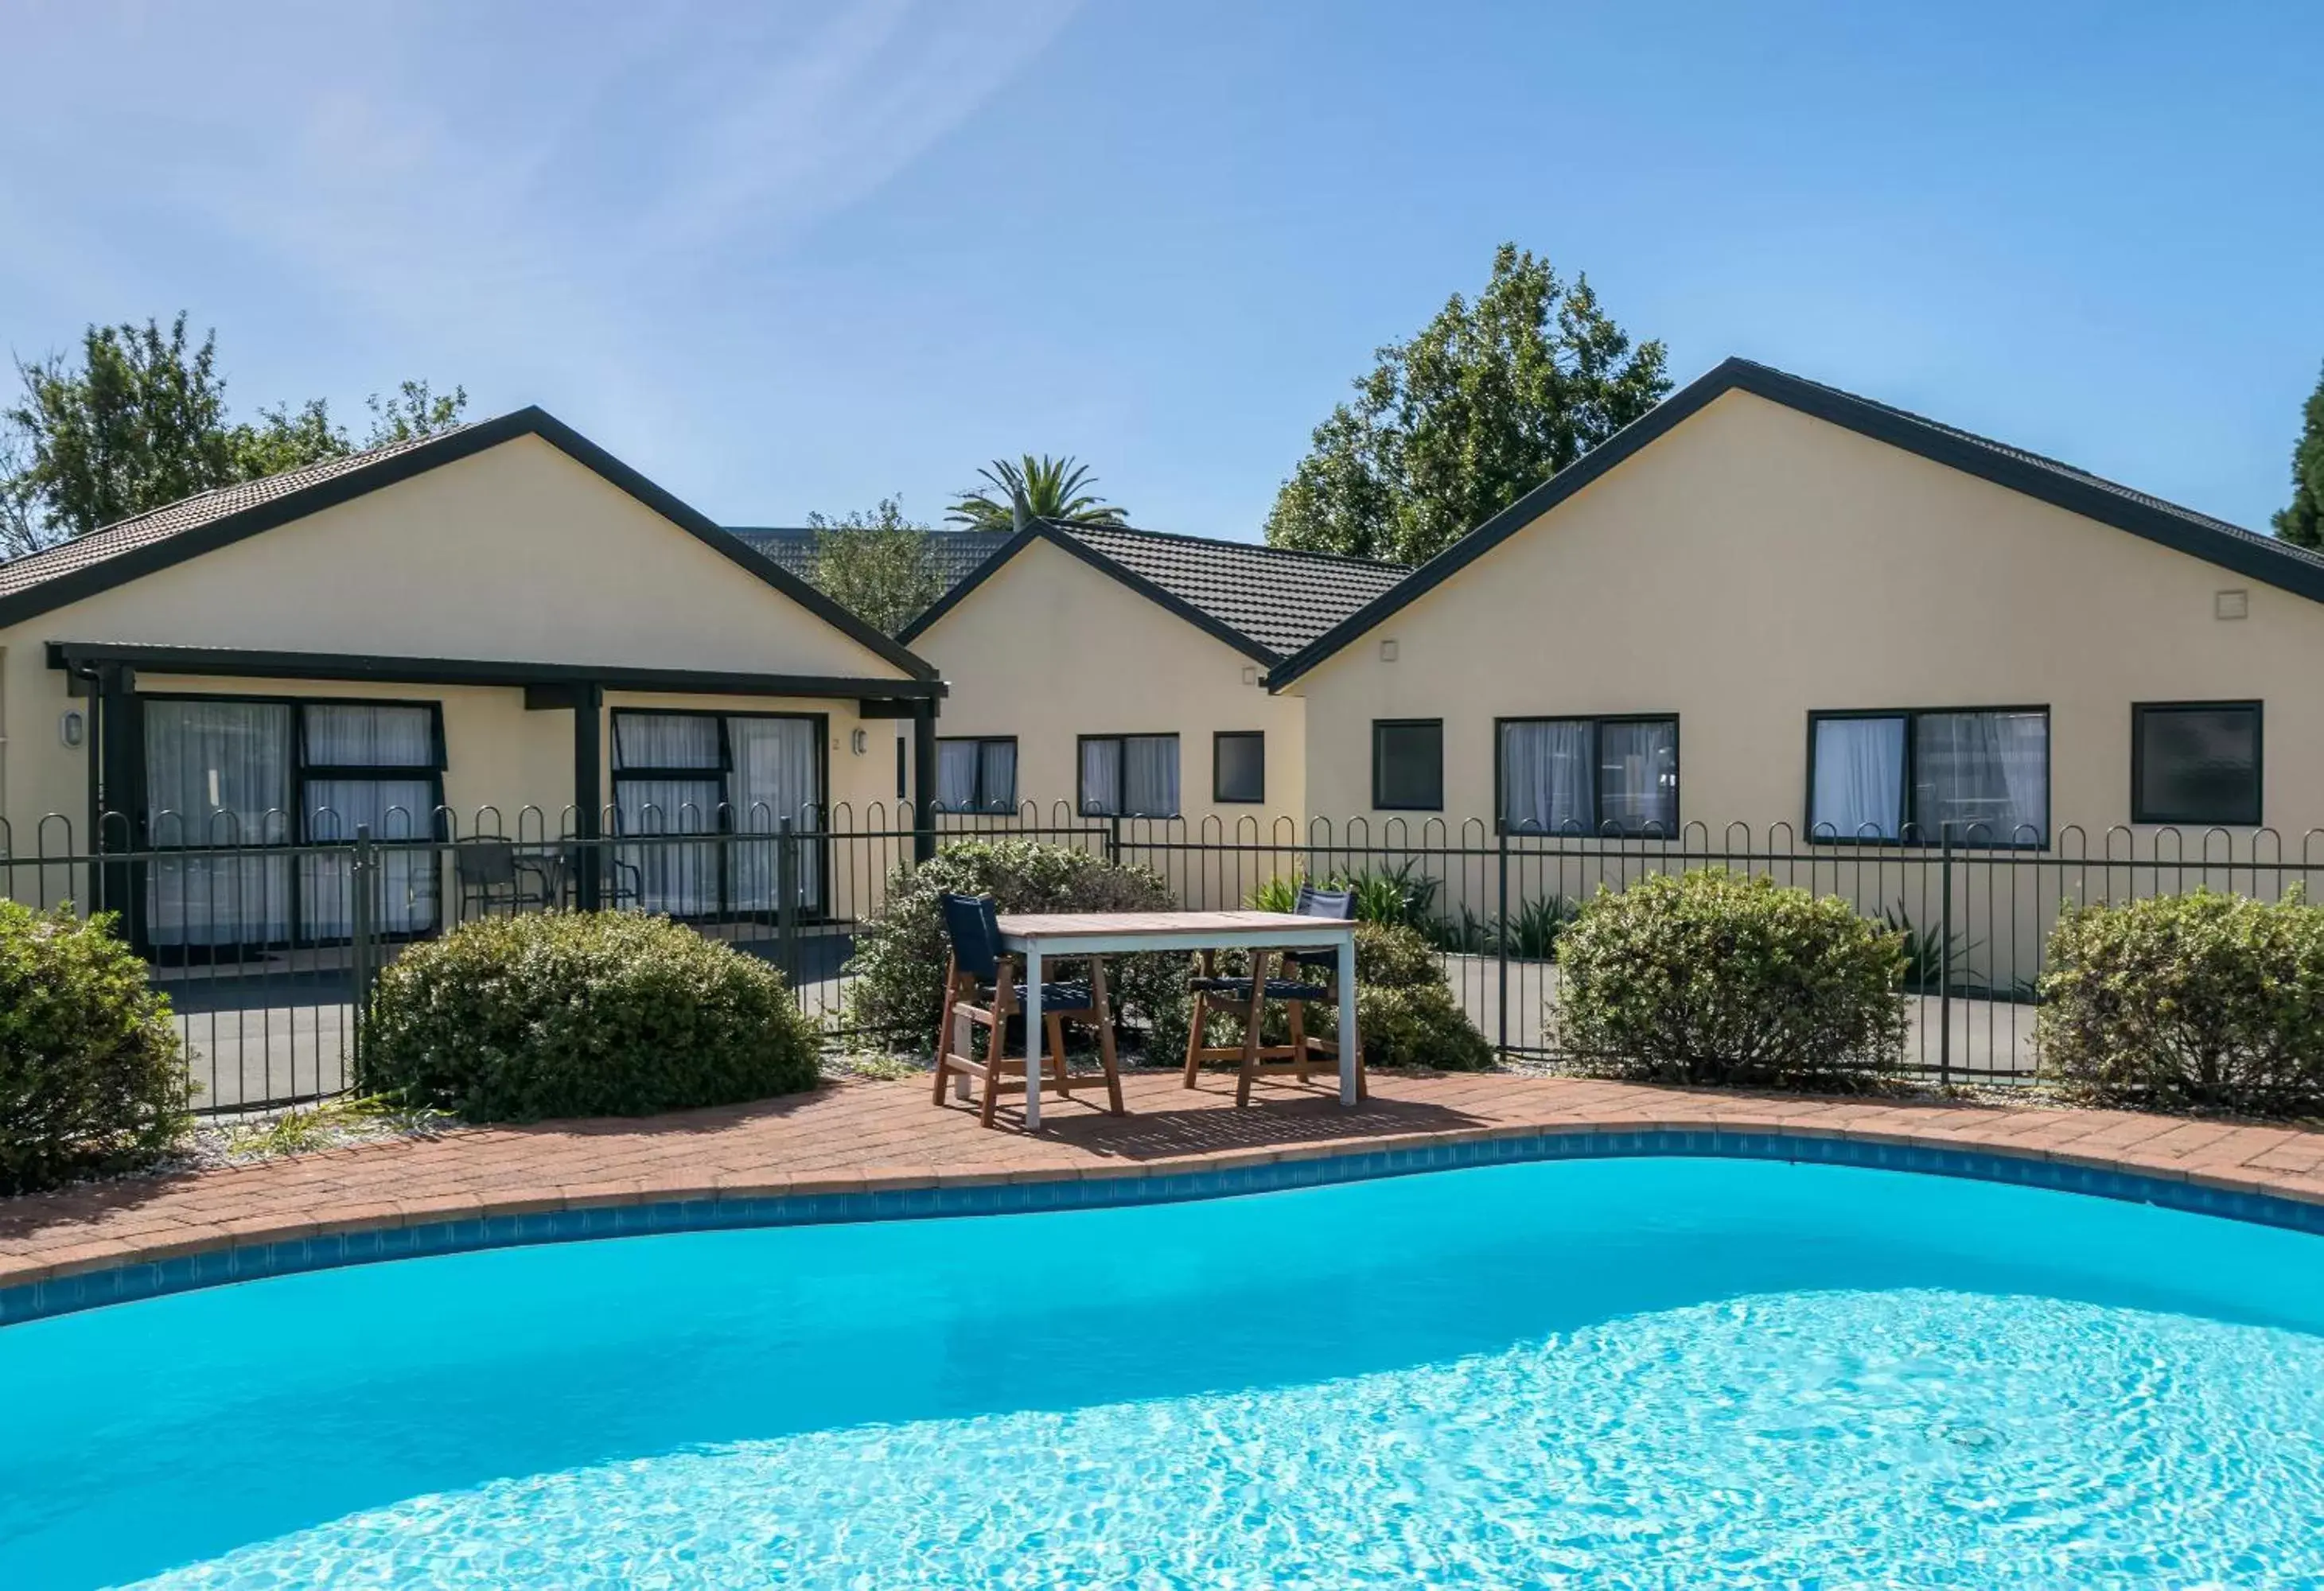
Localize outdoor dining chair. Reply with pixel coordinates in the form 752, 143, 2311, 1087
933, 891, 1124, 1126
453, 838, 563, 918
1182, 884, 1364, 1106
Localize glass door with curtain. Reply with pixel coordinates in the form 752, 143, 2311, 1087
726, 715, 822, 912
144, 699, 294, 948
298, 702, 444, 939
612, 713, 725, 916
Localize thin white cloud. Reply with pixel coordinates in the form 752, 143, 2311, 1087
0, 0, 1080, 444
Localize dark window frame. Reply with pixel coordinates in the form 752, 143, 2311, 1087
2131, 700, 2264, 827
933, 733, 1021, 814
1371, 718, 1445, 812
609, 706, 831, 917
137, 691, 451, 954
1213, 730, 1266, 804
1076, 732, 1182, 819
1804, 704, 2052, 850
1492, 713, 1681, 838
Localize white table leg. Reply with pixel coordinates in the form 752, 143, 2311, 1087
1337, 930, 1358, 1106
1023, 941, 1044, 1130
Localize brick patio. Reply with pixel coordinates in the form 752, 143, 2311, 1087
6, 1071, 2324, 1293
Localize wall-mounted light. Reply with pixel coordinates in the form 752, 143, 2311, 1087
59, 710, 85, 749
851, 727, 869, 755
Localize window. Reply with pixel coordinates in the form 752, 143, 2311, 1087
612, 710, 823, 915
1808, 707, 2049, 846
1213, 731, 1265, 804
142, 696, 446, 946
1078, 734, 1180, 817
934, 736, 1018, 813
2133, 702, 2261, 826
1498, 716, 1677, 836
1372, 719, 1442, 811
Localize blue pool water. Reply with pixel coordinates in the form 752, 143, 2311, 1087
6, 1157, 2324, 1587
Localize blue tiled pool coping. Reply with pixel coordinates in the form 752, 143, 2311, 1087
6, 1127, 2321, 1328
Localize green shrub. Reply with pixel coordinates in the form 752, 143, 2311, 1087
365, 912, 819, 1122
845, 840, 1188, 1056
2038, 889, 2324, 1113
1246, 863, 1438, 930
1553, 869, 1908, 1086
0, 901, 189, 1192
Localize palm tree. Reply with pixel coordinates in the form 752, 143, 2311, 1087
946, 454, 1128, 530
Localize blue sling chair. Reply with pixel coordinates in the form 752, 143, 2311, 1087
934, 891, 1124, 1127
1181, 884, 1364, 1107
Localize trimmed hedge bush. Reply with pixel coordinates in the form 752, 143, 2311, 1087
1554, 869, 1908, 1086
366, 912, 820, 1122
0, 901, 189, 1193
845, 840, 1189, 1056
2039, 889, 2324, 1113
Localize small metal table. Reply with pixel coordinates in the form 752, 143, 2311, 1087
993, 909, 1361, 1128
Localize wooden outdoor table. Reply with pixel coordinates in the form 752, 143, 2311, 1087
994, 909, 1361, 1128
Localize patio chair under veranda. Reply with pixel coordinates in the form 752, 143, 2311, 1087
1182, 883, 1364, 1106
933, 891, 1124, 1126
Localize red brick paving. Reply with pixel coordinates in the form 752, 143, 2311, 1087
5, 1072, 2324, 1290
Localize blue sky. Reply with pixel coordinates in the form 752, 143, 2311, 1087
6, 1, 2318, 539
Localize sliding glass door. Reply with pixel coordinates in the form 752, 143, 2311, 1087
612, 710, 824, 917
142, 697, 445, 948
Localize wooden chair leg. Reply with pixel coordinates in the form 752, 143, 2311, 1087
1092, 959, 1124, 1114
1288, 998, 1309, 1083
1236, 950, 1270, 1107
976, 997, 1004, 1128
1046, 1014, 1070, 1096
932, 973, 959, 1104
1181, 990, 1209, 1087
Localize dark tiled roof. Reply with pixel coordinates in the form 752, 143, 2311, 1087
0, 426, 475, 600
727, 526, 1014, 588
1061, 524, 1408, 656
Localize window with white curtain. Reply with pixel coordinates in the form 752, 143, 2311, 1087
1079, 734, 1179, 817
298, 702, 443, 938
1498, 717, 1678, 836
611, 710, 825, 916
1808, 708, 2049, 846
935, 737, 1018, 813
142, 696, 446, 946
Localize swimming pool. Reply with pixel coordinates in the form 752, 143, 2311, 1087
6, 1152, 2324, 1587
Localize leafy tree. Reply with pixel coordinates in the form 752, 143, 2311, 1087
806, 497, 946, 634
1264, 243, 1671, 564
364, 379, 469, 447
2275, 360, 2324, 551
0, 313, 465, 550
947, 454, 1127, 529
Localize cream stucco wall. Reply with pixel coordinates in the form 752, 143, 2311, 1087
1294, 388, 2324, 843
911, 538, 1306, 902
0, 434, 915, 854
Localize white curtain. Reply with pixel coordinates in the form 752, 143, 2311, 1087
978, 740, 1017, 813
1600, 720, 1678, 836
613, 714, 723, 914
1501, 720, 1594, 835
302, 776, 441, 936
728, 716, 820, 909
936, 741, 981, 811
1917, 711, 2046, 845
614, 713, 721, 770
1080, 739, 1121, 815
1811, 717, 1906, 840
144, 700, 292, 945
302, 703, 433, 768
1123, 735, 1180, 818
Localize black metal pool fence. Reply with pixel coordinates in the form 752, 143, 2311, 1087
6, 800, 2318, 1114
